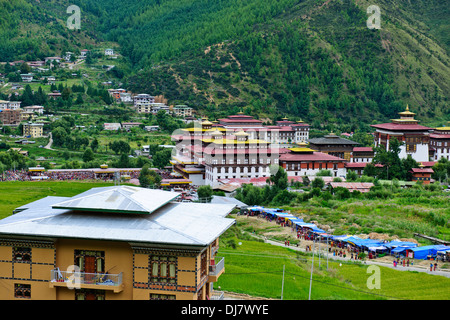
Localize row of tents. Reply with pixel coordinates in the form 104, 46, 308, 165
241, 206, 450, 260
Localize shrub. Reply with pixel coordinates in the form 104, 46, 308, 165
321, 191, 333, 201
310, 187, 322, 197
312, 177, 325, 189
226, 239, 237, 249
334, 187, 351, 200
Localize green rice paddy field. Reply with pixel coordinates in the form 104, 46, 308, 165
216, 237, 450, 300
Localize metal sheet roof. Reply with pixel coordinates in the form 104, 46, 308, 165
0, 187, 235, 247
52, 186, 180, 214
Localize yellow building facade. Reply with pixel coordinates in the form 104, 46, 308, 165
22, 123, 44, 138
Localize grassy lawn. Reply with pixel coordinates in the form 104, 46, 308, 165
0, 181, 115, 219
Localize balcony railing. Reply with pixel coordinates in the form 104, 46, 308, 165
50, 269, 123, 292
209, 257, 225, 276
210, 290, 224, 300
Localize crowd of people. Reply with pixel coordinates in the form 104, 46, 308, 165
0, 168, 189, 186
0, 169, 32, 181
46, 170, 95, 181
1, 168, 143, 182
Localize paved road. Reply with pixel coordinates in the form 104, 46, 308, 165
44, 132, 53, 150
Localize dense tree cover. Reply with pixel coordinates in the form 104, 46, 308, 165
235, 168, 447, 209
371, 137, 420, 181
197, 185, 213, 202
0, 150, 29, 173
122, 1, 448, 128
432, 158, 450, 184
235, 167, 296, 206
109, 140, 131, 155
0, 0, 102, 61
2, 0, 448, 127
138, 164, 162, 188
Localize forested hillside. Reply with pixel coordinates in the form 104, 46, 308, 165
1, 0, 449, 130
104, 0, 448, 129
0, 0, 102, 61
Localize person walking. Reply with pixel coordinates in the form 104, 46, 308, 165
430, 263, 433, 272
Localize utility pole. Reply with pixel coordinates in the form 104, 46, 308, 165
281, 264, 285, 300
326, 236, 329, 271
318, 235, 321, 268
309, 237, 316, 300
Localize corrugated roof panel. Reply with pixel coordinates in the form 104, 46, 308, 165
52, 186, 180, 214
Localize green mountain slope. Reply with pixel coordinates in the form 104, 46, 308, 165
2, 0, 448, 129
0, 0, 103, 61
119, 0, 449, 128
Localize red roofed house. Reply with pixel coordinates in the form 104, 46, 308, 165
370, 106, 432, 162
328, 182, 374, 193
351, 147, 374, 163
410, 167, 434, 185
279, 142, 347, 178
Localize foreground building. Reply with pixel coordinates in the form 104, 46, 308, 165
0, 186, 235, 300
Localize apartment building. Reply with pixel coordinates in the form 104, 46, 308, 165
22, 122, 44, 138
0, 100, 21, 111
172, 105, 193, 118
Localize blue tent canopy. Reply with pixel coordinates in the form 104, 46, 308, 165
275, 213, 296, 219
410, 245, 447, 260
311, 228, 326, 233
392, 246, 415, 253
344, 237, 384, 248
385, 241, 418, 249
429, 245, 450, 255
331, 235, 350, 241
293, 222, 316, 228
436, 247, 450, 254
